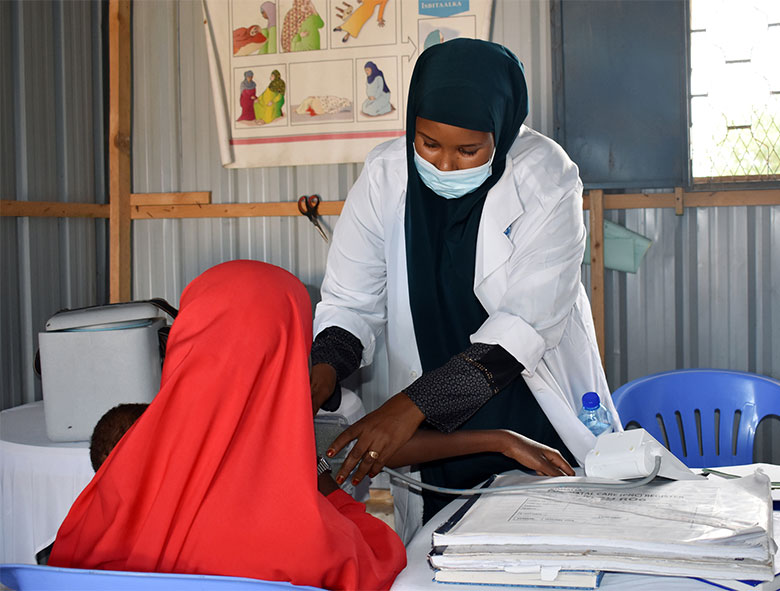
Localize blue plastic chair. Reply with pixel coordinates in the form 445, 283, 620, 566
611, 369, 780, 468
0, 564, 322, 591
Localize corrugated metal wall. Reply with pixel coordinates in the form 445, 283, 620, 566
1, 0, 107, 410
597, 205, 780, 383
2, 0, 778, 460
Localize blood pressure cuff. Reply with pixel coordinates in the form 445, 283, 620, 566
405, 343, 524, 432
310, 326, 364, 411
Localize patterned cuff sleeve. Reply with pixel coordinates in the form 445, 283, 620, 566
310, 326, 363, 412
311, 326, 364, 383
404, 343, 524, 433
466, 343, 525, 393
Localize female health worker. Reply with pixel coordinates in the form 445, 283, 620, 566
310, 38, 620, 541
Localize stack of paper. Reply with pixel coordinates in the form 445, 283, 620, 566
695, 510, 780, 591
429, 471, 776, 584
432, 565, 602, 588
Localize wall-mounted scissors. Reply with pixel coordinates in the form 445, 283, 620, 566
297, 194, 329, 243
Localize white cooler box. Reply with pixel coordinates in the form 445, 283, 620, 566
38, 301, 175, 442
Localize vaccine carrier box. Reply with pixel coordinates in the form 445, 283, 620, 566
38, 302, 173, 442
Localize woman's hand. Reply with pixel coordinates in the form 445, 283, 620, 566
497, 430, 574, 477
327, 392, 425, 486
310, 363, 337, 414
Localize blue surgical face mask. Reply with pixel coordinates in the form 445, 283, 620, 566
413, 145, 495, 199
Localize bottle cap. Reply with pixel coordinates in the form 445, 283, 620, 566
582, 391, 600, 410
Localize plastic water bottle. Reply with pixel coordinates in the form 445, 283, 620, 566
577, 391, 613, 436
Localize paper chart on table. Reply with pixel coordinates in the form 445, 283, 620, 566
431, 471, 775, 581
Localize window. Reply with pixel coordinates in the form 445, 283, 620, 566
554, 0, 779, 189
689, 0, 780, 182
553, 0, 688, 190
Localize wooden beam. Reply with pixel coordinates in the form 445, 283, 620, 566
0, 200, 109, 218
684, 189, 780, 208
131, 200, 345, 219
602, 193, 675, 210
582, 188, 780, 211
0, 197, 343, 219
674, 187, 684, 215
5, 189, 777, 220
0, 193, 212, 218
583, 193, 677, 210
109, 0, 132, 303
4, 187, 778, 231
589, 189, 606, 366
129, 191, 211, 206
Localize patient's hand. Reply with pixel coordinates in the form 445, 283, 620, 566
497, 430, 575, 477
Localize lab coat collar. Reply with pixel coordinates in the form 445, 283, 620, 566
475, 154, 524, 284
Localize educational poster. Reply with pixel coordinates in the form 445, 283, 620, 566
203, 0, 494, 168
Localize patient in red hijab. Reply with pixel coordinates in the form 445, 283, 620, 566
48, 260, 407, 590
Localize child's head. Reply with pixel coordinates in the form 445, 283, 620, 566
89, 403, 149, 471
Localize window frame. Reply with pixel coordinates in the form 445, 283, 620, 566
551, 0, 780, 193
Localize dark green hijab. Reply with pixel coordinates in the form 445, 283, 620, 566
404, 39, 529, 370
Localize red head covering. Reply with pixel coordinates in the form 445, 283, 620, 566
49, 260, 405, 590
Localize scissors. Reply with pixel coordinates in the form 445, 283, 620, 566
297, 194, 329, 243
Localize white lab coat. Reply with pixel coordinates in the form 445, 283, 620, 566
314, 126, 620, 542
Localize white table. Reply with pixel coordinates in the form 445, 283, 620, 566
0, 401, 94, 564
390, 472, 778, 591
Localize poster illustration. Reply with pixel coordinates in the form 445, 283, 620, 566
203, 0, 493, 168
